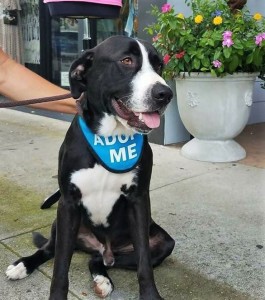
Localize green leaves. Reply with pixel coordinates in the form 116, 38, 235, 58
193, 57, 201, 69
223, 47, 232, 59
144, 0, 265, 83
214, 50, 222, 60
201, 56, 210, 67
228, 55, 240, 73
253, 48, 263, 66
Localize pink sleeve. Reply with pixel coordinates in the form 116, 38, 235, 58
43, 0, 122, 6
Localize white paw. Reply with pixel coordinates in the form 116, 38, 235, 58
93, 275, 113, 298
6, 262, 28, 280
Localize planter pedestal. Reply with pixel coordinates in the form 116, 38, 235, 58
176, 73, 258, 162
181, 139, 246, 162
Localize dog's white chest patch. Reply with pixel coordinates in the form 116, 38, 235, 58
71, 165, 136, 227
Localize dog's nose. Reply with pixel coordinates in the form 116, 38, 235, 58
151, 83, 173, 104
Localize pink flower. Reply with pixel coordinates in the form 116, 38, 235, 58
152, 34, 161, 42
161, 4, 171, 13
222, 30, 234, 47
212, 60, 222, 68
255, 32, 265, 46
163, 54, 171, 65
222, 31, 232, 39
222, 37, 234, 47
255, 34, 263, 45
175, 51, 185, 59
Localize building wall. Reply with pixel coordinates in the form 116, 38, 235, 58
139, 0, 190, 144
20, 0, 40, 65
247, 0, 265, 124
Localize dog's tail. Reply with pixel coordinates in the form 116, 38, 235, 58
40, 189, 61, 209
32, 232, 48, 249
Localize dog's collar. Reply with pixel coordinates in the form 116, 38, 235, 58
78, 116, 144, 173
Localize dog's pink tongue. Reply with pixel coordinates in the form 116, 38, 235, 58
142, 112, 160, 128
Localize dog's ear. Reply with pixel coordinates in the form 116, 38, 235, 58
69, 50, 94, 99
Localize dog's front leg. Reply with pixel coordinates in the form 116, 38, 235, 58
49, 196, 81, 300
129, 194, 163, 300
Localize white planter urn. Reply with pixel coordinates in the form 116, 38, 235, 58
175, 72, 258, 162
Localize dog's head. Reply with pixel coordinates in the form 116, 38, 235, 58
69, 36, 173, 135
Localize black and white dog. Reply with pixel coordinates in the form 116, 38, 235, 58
6, 36, 175, 300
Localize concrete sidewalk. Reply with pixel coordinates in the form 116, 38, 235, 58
0, 108, 264, 300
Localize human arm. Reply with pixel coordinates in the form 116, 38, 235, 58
0, 48, 76, 114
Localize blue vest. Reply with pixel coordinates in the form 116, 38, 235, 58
78, 116, 144, 173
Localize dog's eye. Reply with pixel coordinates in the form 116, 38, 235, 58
121, 57, 133, 65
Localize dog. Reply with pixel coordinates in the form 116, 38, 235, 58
6, 36, 175, 300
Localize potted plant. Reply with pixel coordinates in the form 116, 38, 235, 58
146, 0, 265, 162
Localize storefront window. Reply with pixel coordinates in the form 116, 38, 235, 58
50, 0, 138, 87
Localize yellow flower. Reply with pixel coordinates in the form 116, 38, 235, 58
213, 16, 223, 25
194, 15, 203, 24
253, 13, 262, 21
177, 13, 185, 19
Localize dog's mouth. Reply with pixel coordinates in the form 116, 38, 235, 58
112, 99, 162, 133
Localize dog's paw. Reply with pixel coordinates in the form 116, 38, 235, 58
93, 275, 113, 298
6, 262, 28, 280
